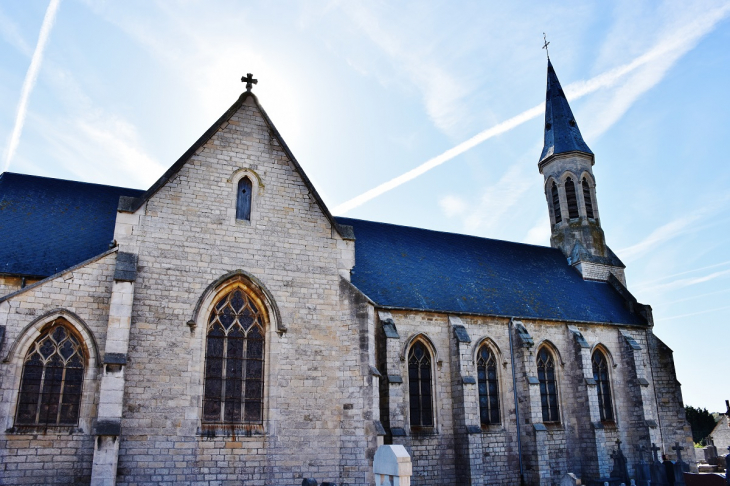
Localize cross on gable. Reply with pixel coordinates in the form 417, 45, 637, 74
241, 73, 258, 92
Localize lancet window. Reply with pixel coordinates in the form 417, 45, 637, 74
408, 341, 434, 428
592, 349, 614, 421
236, 177, 253, 221
476, 344, 500, 425
551, 182, 562, 224
565, 177, 579, 219
203, 288, 265, 424
537, 347, 560, 422
16, 320, 85, 426
582, 178, 595, 219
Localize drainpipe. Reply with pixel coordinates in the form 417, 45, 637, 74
508, 318, 525, 486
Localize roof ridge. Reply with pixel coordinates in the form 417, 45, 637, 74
0, 171, 144, 193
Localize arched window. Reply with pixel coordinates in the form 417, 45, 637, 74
582, 179, 595, 219
551, 182, 562, 224
203, 288, 265, 424
565, 177, 579, 219
16, 320, 85, 426
592, 349, 614, 421
537, 347, 559, 422
236, 177, 253, 221
476, 344, 500, 425
408, 341, 433, 428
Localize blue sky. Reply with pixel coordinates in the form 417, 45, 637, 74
1, 0, 729, 412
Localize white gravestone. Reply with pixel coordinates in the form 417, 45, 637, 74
373, 445, 412, 486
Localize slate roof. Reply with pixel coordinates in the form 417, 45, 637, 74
336, 217, 645, 326
539, 59, 593, 166
0, 172, 143, 278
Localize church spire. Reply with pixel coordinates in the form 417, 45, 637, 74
539, 59, 593, 167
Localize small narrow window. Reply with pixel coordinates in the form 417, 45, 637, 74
565, 177, 579, 219
592, 350, 614, 421
537, 348, 559, 422
408, 341, 433, 428
582, 179, 595, 219
16, 320, 85, 426
476, 345, 500, 425
551, 182, 562, 224
236, 177, 252, 221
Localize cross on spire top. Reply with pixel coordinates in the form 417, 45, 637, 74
542, 33, 550, 60
242, 73, 258, 92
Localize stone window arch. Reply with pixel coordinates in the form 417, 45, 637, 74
536, 346, 560, 423
476, 342, 500, 425
551, 181, 562, 224
592, 347, 614, 421
564, 177, 579, 219
15, 318, 86, 426
203, 286, 266, 425
228, 168, 264, 226
408, 339, 434, 429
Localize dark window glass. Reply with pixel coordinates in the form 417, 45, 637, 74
551, 182, 562, 224
476, 345, 500, 425
582, 179, 595, 219
592, 350, 614, 421
565, 177, 579, 219
236, 177, 252, 221
408, 342, 433, 428
203, 288, 265, 424
537, 348, 559, 422
16, 321, 85, 426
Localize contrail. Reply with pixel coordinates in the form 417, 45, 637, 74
333, 5, 730, 215
2, 0, 61, 172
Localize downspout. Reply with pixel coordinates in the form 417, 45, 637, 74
508, 318, 525, 486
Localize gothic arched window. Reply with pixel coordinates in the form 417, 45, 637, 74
476, 344, 500, 425
537, 347, 560, 422
582, 179, 595, 219
551, 182, 562, 224
408, 341, 434, 428
16, 320, 85, 426
236, 177, 253, 221
203, 288, 265, 424
565, 177, 579, 219
592, 349, 614, 421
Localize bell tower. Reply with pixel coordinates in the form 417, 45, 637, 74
538, 60, 626, 285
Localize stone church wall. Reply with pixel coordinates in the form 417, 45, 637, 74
0, 251, 116, 485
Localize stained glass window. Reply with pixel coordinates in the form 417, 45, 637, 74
203, 288, 265, 424
537, 348, 559, 423
592, 350, 614, 421
551, 182, 562, 224
408, 341, 433, 428
565, 177, 579, 219
476, 345, 500, 425
16, 321, 85, 426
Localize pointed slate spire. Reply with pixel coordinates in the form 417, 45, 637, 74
539, 60, 593, 165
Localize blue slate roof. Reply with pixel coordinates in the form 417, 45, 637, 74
336, 217, 645, 326
539, 60, 593, 165
0, 172, 143, 278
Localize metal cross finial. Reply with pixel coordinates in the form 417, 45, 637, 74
241, 73, 258, 92
542, 33, 550, 60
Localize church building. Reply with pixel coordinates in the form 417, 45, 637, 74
0, 61, 692, 485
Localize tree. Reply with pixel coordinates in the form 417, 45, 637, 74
685, 405, 717, 444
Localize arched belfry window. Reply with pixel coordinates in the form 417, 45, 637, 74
592, 349, 614, 421
408, 341, 434, 428
582, 179, 595, 219
565, 177, 579, 219
16, 320, 85, 426
476, 344, 500, 425
537, 347, 560, 422
236, 177, 253, 221
203, 287, 265, 424
551, 182, 562, 224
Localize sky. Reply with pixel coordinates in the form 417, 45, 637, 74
1, 0, 729, 412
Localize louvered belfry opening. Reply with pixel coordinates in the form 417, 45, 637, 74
565, 177, 579, 219
537, 347, 560, 422
203, 288, 265, 424
476, 345, 500, 425
582, 179, 595, 219
592, 350, 614, 421
16, 320, 85, 426
551, 182, 562, 224
408, 341, 434, 428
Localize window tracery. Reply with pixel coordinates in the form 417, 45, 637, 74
408, 341, 434, 428
537, 347, 559, 422
16, 321, 85, 426
476, 344, 500, 425
592, 349, 614, 421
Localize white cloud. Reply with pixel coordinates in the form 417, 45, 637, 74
523, 218, 552, 246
